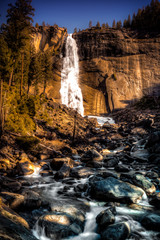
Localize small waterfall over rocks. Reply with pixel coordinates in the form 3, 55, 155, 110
60, 34, 84, 116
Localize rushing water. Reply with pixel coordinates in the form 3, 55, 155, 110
60, 34, 84, 116
88, 115, 115, 126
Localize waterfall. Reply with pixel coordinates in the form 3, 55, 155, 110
60, 34, 84, 116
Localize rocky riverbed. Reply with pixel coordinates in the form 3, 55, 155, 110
0, 104, 160, 240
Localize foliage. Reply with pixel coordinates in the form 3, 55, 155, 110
15, 136, 40, 151
123, 0, 160, 31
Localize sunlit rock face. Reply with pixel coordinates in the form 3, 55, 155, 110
32, 26, 67, 52
31, 26, 67, 101
74, 29, 160, 115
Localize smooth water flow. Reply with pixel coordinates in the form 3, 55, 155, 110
60, 34, 84, 116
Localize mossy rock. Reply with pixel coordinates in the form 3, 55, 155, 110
16, 136, 40, 151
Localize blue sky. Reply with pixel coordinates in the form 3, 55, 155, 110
0, 0, 152, 33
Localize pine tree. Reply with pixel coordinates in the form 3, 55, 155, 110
116, 20, 122, 29
112, 19, 116, 28
0, 34, 13, 84
89, 20, 92, 28
3, 0, 35, 94
106, 23, 109, 28
96, 21, 100, 28
74, 27, 77, 33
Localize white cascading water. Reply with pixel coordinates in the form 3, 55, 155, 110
60, 34, 84, 116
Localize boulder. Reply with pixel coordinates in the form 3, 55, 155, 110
1, 177, 22, 192
96, 207, 116, 232
50, 157, 74, 171
81, 149, 103, 162
141, 213, 160, 231
101, 222, 130, 240
54, 163, 71, 179
149, 193, 160, 209
17, 153, 35, 175
38, 212, 83, 239
132, 174, 156, 195
0, 215, 37, 240
70, 167, 95, 178
0, 192, 24, 210
90, 177, 144, 203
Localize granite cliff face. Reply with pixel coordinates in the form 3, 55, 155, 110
31, 26, 67, 101
32, 27, 160, 116
74, 29, 160, 115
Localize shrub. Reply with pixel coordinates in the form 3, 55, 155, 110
16, 136, 40, 151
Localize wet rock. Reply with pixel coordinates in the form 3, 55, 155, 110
22, 190, 42, 210
103, 158, 119, 168
131, 127, 148, 135
145, 171, 159, 179
149, 193, 160, 209
17, 153, 35, 175
38, 199, 87, 240
40, 170, 53, 176
70, 167, 95, 178
132, 174, 156, 195
85, 161, 102, 168
101, 170, 119, 179
0, 192, 24, 210
0, 214, 37, 240
1, 177, 22, 192
54, 163, 71, 179
140, 213, 160, 231
101, 222, 130, 240
90, 177, 144, 203
50, 157, 74, 171
96, 207, 116, 232
81, 149, 103, 162
0, 197, 29, 230
0, 158, 16, 175
115, 164, 131, 172
38, 212, 83, 239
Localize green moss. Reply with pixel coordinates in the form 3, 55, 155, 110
5, 113, 36, 135
16, 136, 40, 151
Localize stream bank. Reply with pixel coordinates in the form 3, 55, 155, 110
0, 103, 160, 240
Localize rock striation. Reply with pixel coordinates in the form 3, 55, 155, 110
32, 26, 160, 115
74, 28, 160, 115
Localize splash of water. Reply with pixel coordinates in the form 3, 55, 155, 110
60, 34, 84, 116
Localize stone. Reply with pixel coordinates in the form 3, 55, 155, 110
132, 174, 156, 195
96, 207, 116, 231
103, 158, 119, 168
101, 222, 130, 240
81, 149, 103, 162
1, 177, 22, 192
50, 157, 74, 171
0, 192, 24, 210
0, 214, 37, 240
54, 163, 71, 179
90, 177, 144, 203
38, 212, 82, 239
141, 213, 160, 231
22, 190, 42, 210
0, 198, 29, 229
149, 193, 160, 209
70, 167, 95, 178
17, 154, 35, 176
38, 199, 87, 240
115, 164, 131, 172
